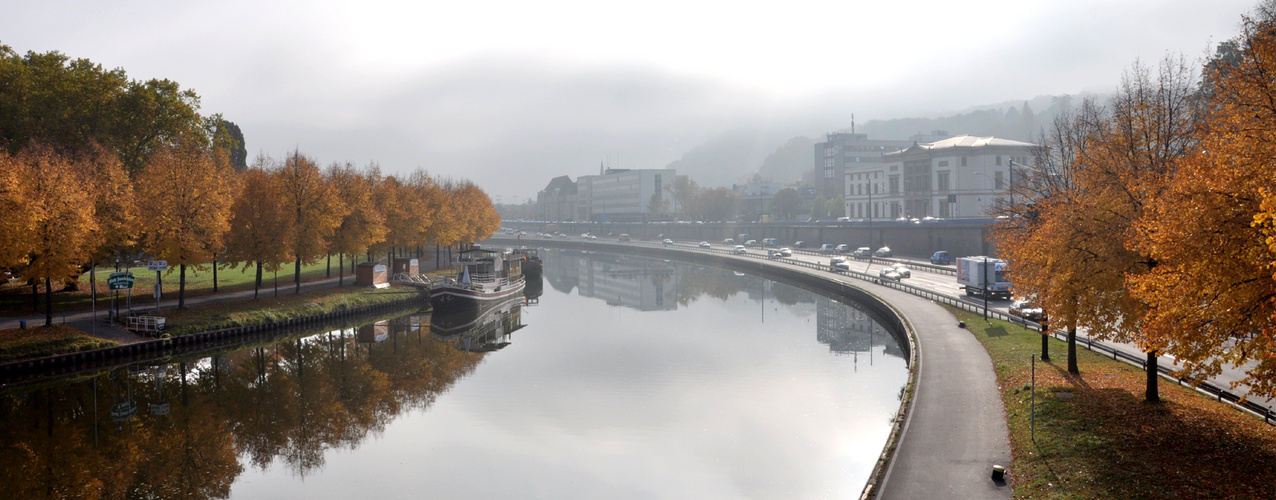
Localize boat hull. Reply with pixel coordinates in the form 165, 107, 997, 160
428, 279, 527, 312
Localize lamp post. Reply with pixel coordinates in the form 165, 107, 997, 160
983, 256, 990, 320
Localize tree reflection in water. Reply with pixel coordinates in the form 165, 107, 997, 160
0, 310, 484, 499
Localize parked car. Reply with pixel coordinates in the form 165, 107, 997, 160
794, 240, 806, 248
663, 239, 673, 246
733, 245, 747, 254
852, 247, 872, 258
1009, 300, 1044, 321
835, 244, 851, 253
819, 244, 836, 253
830, 257, 850, 271
874, 246, 893, 257
778, 248, 793, 257
878, 268, 902, 281
891, 263, 911, 278
930, 251, 952, 265
698, 241, 711, 248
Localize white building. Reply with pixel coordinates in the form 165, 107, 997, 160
575, 168, 676, 222
845, 135, 1035, 220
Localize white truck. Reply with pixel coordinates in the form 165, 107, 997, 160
956, 256, 1012, 299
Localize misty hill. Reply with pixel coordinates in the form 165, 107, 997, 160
664, 128, 800, 188
859, 93, 1106, 142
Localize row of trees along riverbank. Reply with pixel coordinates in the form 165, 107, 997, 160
0, 44, 501, 327
991, 3, 1276, 402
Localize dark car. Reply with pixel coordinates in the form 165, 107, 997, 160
930, 251, 952, 265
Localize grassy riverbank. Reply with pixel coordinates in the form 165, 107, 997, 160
949, 307, 1276, 499
0, 325, 118, 363
156, 285, 423, 336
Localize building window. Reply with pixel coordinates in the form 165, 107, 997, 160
938, 160, 949, 167
996, 155, 1002, 166
825, 168, 835, 179
938, 171, 950, 192
961, 157, 967, 167
889, 176, 899, 194
994, 171, 1004, 189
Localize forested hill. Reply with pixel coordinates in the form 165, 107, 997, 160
858, 93, 1106, 142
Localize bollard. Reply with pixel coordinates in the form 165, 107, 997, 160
19, 320, 25, 329
991, 465, 1006, 481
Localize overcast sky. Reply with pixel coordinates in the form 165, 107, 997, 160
1, 0, 1258, 201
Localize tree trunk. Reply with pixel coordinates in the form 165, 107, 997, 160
339, 253, 344, 287
1040, 331, 1050, 361
326, 254, 331, 277
178, 263, 187, 309
1146, 351, 1160, 402
32, 280, 38, 312
1067, 326, 1079, 374
294, 258, 302, 293
212, 254, 218, 293
254, 261, 262, 299
44, 277, 52, 326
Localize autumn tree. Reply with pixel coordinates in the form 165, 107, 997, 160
224, 164, 291, 299
6, 144, 99, 325
135, 139, 236, 308
664, 176, 699, 218
326, 162, 387, 285
276, 150, 345, 293
1130, 7, 1276, 399
992, 99, 1106, 373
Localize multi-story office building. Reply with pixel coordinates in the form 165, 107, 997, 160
575, 168, 677, 222
846, 135, 1035, 220
814, 132, 912, 199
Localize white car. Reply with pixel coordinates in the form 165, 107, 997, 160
891, 263, 911, 278
778, 247, 793, 257
830, 257, 850, 271
698, 241, 711, 248
663, 239, 673, 246
878, 268, 902, 281
733, 245, 747, 254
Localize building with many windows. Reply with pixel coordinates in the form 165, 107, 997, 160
536, 175, 578, 221
814, 132, 912, 199
845, 135, 1035, 220
573, 168, 678, 222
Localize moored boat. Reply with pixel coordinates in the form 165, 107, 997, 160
429, 248, 526, 312
512, 247, 543, 279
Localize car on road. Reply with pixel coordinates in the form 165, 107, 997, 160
794, 240, 806, 248
836, 244, 851, 253
778, 247, 792, 257
662, 238, 673, 246
819, 244, 836, 253
1009, 300, 1044, 321
767, 249, 783, 258
930, 250, 951, 265
874, 246, 893, 257
829, 256, 850, 271
891, 263, 911, 278
852, 247, 872, 258
733, 245, 747, 254
698, 241, 711, 248
723, 238, 735, 244
878, 268, 902, 281
745, 239, 759, 247
619, 234, 631, 242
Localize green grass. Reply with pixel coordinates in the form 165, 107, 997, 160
950, 307, 1276, 499
154, 285, 423, 336
0, 325, 118, 363
0, 257, 418, 316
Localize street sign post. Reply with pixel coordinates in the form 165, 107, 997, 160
147, 260, 166, 312
107, 272, 134, 290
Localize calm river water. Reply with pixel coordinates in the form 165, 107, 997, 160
0, 249, 908, 500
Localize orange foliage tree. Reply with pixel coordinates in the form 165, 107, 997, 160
6, 144, 99, 325
276, 150, 345, 293
135, 139, 237, 309
1130, 9, 1276, 399
325, 162, 387, 285
224, 164, 292, 299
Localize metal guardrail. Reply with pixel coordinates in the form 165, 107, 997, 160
502, 237, 1276, 425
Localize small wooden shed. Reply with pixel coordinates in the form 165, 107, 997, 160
356, 262, 389, 287
392, 258, 419, 275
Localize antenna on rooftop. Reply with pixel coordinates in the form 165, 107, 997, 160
851, 114, 855, 134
